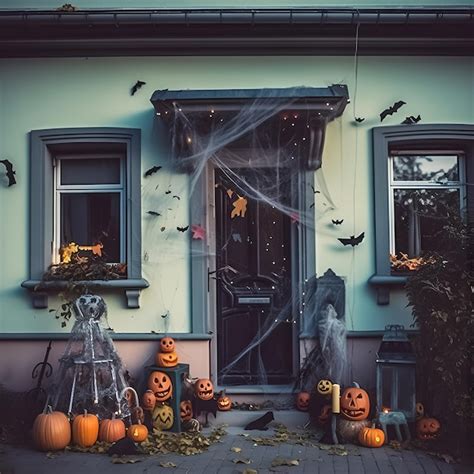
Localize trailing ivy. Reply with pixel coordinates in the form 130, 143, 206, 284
405, 211, 473, 455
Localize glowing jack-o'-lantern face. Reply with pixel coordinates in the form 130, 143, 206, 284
148, 371, 173, 402
195, 378, 214, 400
295, 392, 310, 411
156, 351, 178, 368
152, 403, 174, 431
340, 386, 370, 421
160, 337, 175, 353
217, 392, 232, 411
416, 417, 440, 440
317, 379, 333, 396
180, 400, 193, 421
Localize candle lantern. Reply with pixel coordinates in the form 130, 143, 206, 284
376, 325, 416, 421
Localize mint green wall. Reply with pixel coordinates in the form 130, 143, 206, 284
0, 56, 472, 334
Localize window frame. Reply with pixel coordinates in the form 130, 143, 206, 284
370, 124, 474, 305
54, 153, 126, 265
22, 127, 148, 309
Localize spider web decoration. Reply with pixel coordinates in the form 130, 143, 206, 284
47, 295, 132, 421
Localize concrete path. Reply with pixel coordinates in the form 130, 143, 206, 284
0, 427, 464, 474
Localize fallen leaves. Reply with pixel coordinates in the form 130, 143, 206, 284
271, 457, 299, 467
232, 457, 251, 464
159, 461, 177, 468
111, 456, 143, 464
230, 446, 242, 453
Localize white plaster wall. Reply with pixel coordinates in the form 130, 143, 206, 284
0, 56, 472, 337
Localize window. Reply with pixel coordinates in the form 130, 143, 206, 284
370, 125, 474, 305
22, 128, 148, 309
54, 155, 126, 265
389, 151, 465, 269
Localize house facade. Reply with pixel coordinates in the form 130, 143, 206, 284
0, 0, 473, 403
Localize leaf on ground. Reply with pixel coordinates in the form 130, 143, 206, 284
231, 446, 242, 453
242, 469, 258, 474
271, 457, 299, 467
233, 457, 251, 464
46, 452, 58, 459
159, 461, 177, 468
427, 451, 456, 464
111, 457, 143, 464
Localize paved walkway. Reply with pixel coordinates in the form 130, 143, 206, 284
0, 427, 466, 474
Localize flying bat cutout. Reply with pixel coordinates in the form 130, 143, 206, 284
310, 185, 320, 194
131, 80, 146, 96
160, 226, 166, 232
0, 159, 16, 186
172, 195, 181, 200
147, 211, 161, 216
401, 115, 421, 125
332, 219, 344, 225
231, 196, 248, 218
177, 225, 189, 232
338, 232, 365, 247
380, 101, 406, 122
354, 117, 365, 123
144, 165, 162, 177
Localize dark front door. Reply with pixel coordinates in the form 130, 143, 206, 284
215, 168, 294, 386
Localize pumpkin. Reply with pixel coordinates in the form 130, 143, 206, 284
295, 392, 310, 411
156, 351, 179, 368
217, 391, 232, 411
180, 400, 193, 421
415, 402, 425, 420
99, 414, 126, 443
72, 410, 99, 447
160, 337, 175, 353
416, 417, 440, 440
318, 404, 332, 425
340, 384, 370, 421
195, 378, 214, 400
142, 390, 157, 411
336, 418, 371, 444
32, 405, 71, 452
148, 371, 173, 402
358, 424, 385, 448
127, 421, 149, 443
317, 379, 333, 396
152, 403, 174, 430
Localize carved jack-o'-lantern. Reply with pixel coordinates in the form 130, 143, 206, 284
317, 379, 333, 396
295, 392, 310, 411
195, 378, 214, 400
340, 384, 370, 421
416, 417, 441, 440
142, 390, 156, 411
156, 351, 178, 368
180, 400, 193, 421
318, 404, 332, 425
148, 371, 173, 402
160, 337, 175, 353
152, 403, 174, 431
217, 391, 232, 411
415, 402, 425, 420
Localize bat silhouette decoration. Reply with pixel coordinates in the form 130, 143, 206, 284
165, 190, 171, 195
310, 185, 320, 194
177, 225, 189, 232
144, 165, 162, 177
131, 80, 146, 96
355, 117, 365, 123
332, 219, 344, 225
338, 232, 365, 247
0, 159, 16, 186
401, 115, 421, 125
172, 195, 180, 200
147, 211, 161, 216
380, 101, 406, 122
244, 411, 275, 430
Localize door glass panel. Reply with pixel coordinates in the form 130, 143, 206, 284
61, 158, 121, 185
392, 155, 459, 182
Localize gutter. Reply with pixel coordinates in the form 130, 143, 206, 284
0, 7, 473, 57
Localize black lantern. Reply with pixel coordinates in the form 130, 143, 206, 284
376, 324, 416, 421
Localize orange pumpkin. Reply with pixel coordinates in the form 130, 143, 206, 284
32, 406, 71, 452
195, 378, 214, 400
127, 421, 148, 443
318, 404, 332, 425
416, 417, 441, 440
72, 410, 99, 447
217, 391, 232, 411
358, 424, 385, 447
99, 415, 126, 443
180, 400, 193, 421
156, 351, 178, 368
317, 379, 333, 396
295, 391, 310, 411
148, 371, 173, 402
340, 384, 370, 421
152, 403, 174, 430
142, 390, 156, 411
160, 337, 175, 353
